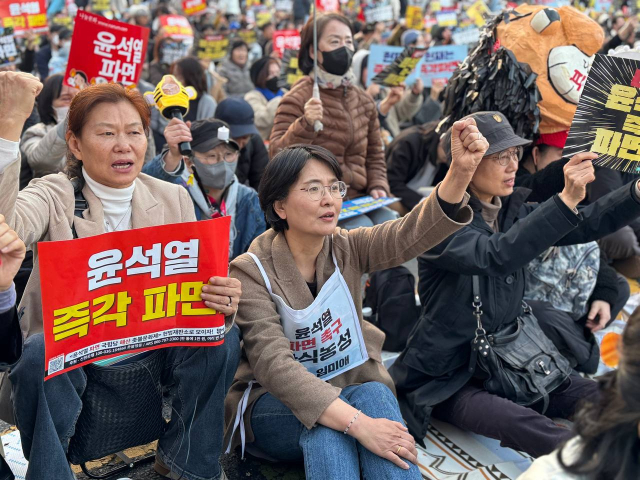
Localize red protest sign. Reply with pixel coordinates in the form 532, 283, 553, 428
316, 0, 340, 12
159, 14, 194, 40
182, 0, 206, 16
0, 0, 48, 36
64, 10, 149, 88
273, 30, 301, 59
39, 218, 230, 380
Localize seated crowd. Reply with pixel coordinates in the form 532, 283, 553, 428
1, 10, 640, 480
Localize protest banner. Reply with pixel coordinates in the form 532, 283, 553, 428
363, 0, 394, 23
367, 44, 417, 86
237, 28, 257, 46
417, 45, 468, 87
465, 0, 490, 27
182, 0, 206, 16
317, 0, 340, 12
452, 26, 480, 45
339, 196, 401, 220
197, 34, 229, 62
564, 54, 640, 173
372, 46, 427, 87
275, 0, 293, 10
51, 15, 73, 28
39, 218, 231, 380
0, 0, 47, 36
159, 14, 194, 40
405, 5, 424, 29
436, 12, 458, 27
64, 11, 149, 89
279, 48, 304, 89
91, 0, 111, 12
273, 29, 301, 58
0, 27, 18, 67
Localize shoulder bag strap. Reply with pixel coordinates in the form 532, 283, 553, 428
468, 275, 487, 372
71, 179, 88, 240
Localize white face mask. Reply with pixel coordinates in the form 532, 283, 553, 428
54, 106, 69, 124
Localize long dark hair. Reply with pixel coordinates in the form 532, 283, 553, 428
37, 74, 64, 126
171, 56, 208, 97
558, 308, 640, 479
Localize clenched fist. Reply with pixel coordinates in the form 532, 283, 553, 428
449, 117, 490, 177
0, 71, 43, 142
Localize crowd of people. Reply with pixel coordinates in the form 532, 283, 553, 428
2, 1, 640, 480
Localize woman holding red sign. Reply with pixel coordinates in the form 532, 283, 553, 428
225, 113, 489, 477
0, 71, 241, 480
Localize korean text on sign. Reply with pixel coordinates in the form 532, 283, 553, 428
39, 218, 231, 380
63, 11, 149, 89
197, 35, 229, 62
0, 0, 48, 35
273, 30, 301, 58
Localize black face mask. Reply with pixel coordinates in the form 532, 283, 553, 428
265, 76, 280, 93
320, 46, 354, 76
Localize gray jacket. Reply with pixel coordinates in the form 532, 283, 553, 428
20, 122, 67, 179
217, 58, 254, 97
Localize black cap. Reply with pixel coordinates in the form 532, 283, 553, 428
215, 98, 260, 138
190, 118, 240, 153
441, 111, 531, 163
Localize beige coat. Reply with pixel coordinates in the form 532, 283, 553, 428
224, 188, 472, 450
0, 152, 197, 422
244, 89, 283, 141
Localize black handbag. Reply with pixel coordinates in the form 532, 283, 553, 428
67, 349, 166, 465
468, 276, 571, 413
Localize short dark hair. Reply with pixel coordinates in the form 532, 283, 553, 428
259, 145, 343, 232
298, 13, 353, 75
171, 56, 208, 96
37, 74, 64, 126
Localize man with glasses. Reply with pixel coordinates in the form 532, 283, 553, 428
143, 118, 266, 260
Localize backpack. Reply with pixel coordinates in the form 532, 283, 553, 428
363, 266, 420, 352
524, 242, 600, 320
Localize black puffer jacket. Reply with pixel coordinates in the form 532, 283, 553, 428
391, 183, 640, 441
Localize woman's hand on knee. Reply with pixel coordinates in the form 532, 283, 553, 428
350, 416, 418, 469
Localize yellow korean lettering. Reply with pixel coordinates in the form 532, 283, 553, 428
93, 291, 132, 327
592, 128, 623, 156
53, 301, 90, 341
181, 282, 217, 316
606, 85, 637, 113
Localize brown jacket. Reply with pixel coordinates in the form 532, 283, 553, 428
269, 77, 389, 198
224, 188, 472, 450
0, 153, 197, 423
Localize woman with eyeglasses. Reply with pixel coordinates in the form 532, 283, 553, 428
391, 111, 640, 459
224, 116, 490, 479
143, 117, 266, 260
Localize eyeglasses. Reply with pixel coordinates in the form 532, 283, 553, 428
300, 181, 348, 201
488, 146, 523, 166
192, 150, 238, 164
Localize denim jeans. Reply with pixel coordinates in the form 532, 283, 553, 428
250, 381, 421, 480
9, 326, 241, 480
338, 207, 399, 230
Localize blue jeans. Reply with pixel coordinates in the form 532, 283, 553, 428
9, 326, 241, 480
338, 207, 399, 230
250, 382, 421, 480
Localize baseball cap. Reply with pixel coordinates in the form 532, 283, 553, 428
190, 118, 240, 153
441, 111, 532, 163
215, 98, 260, 138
